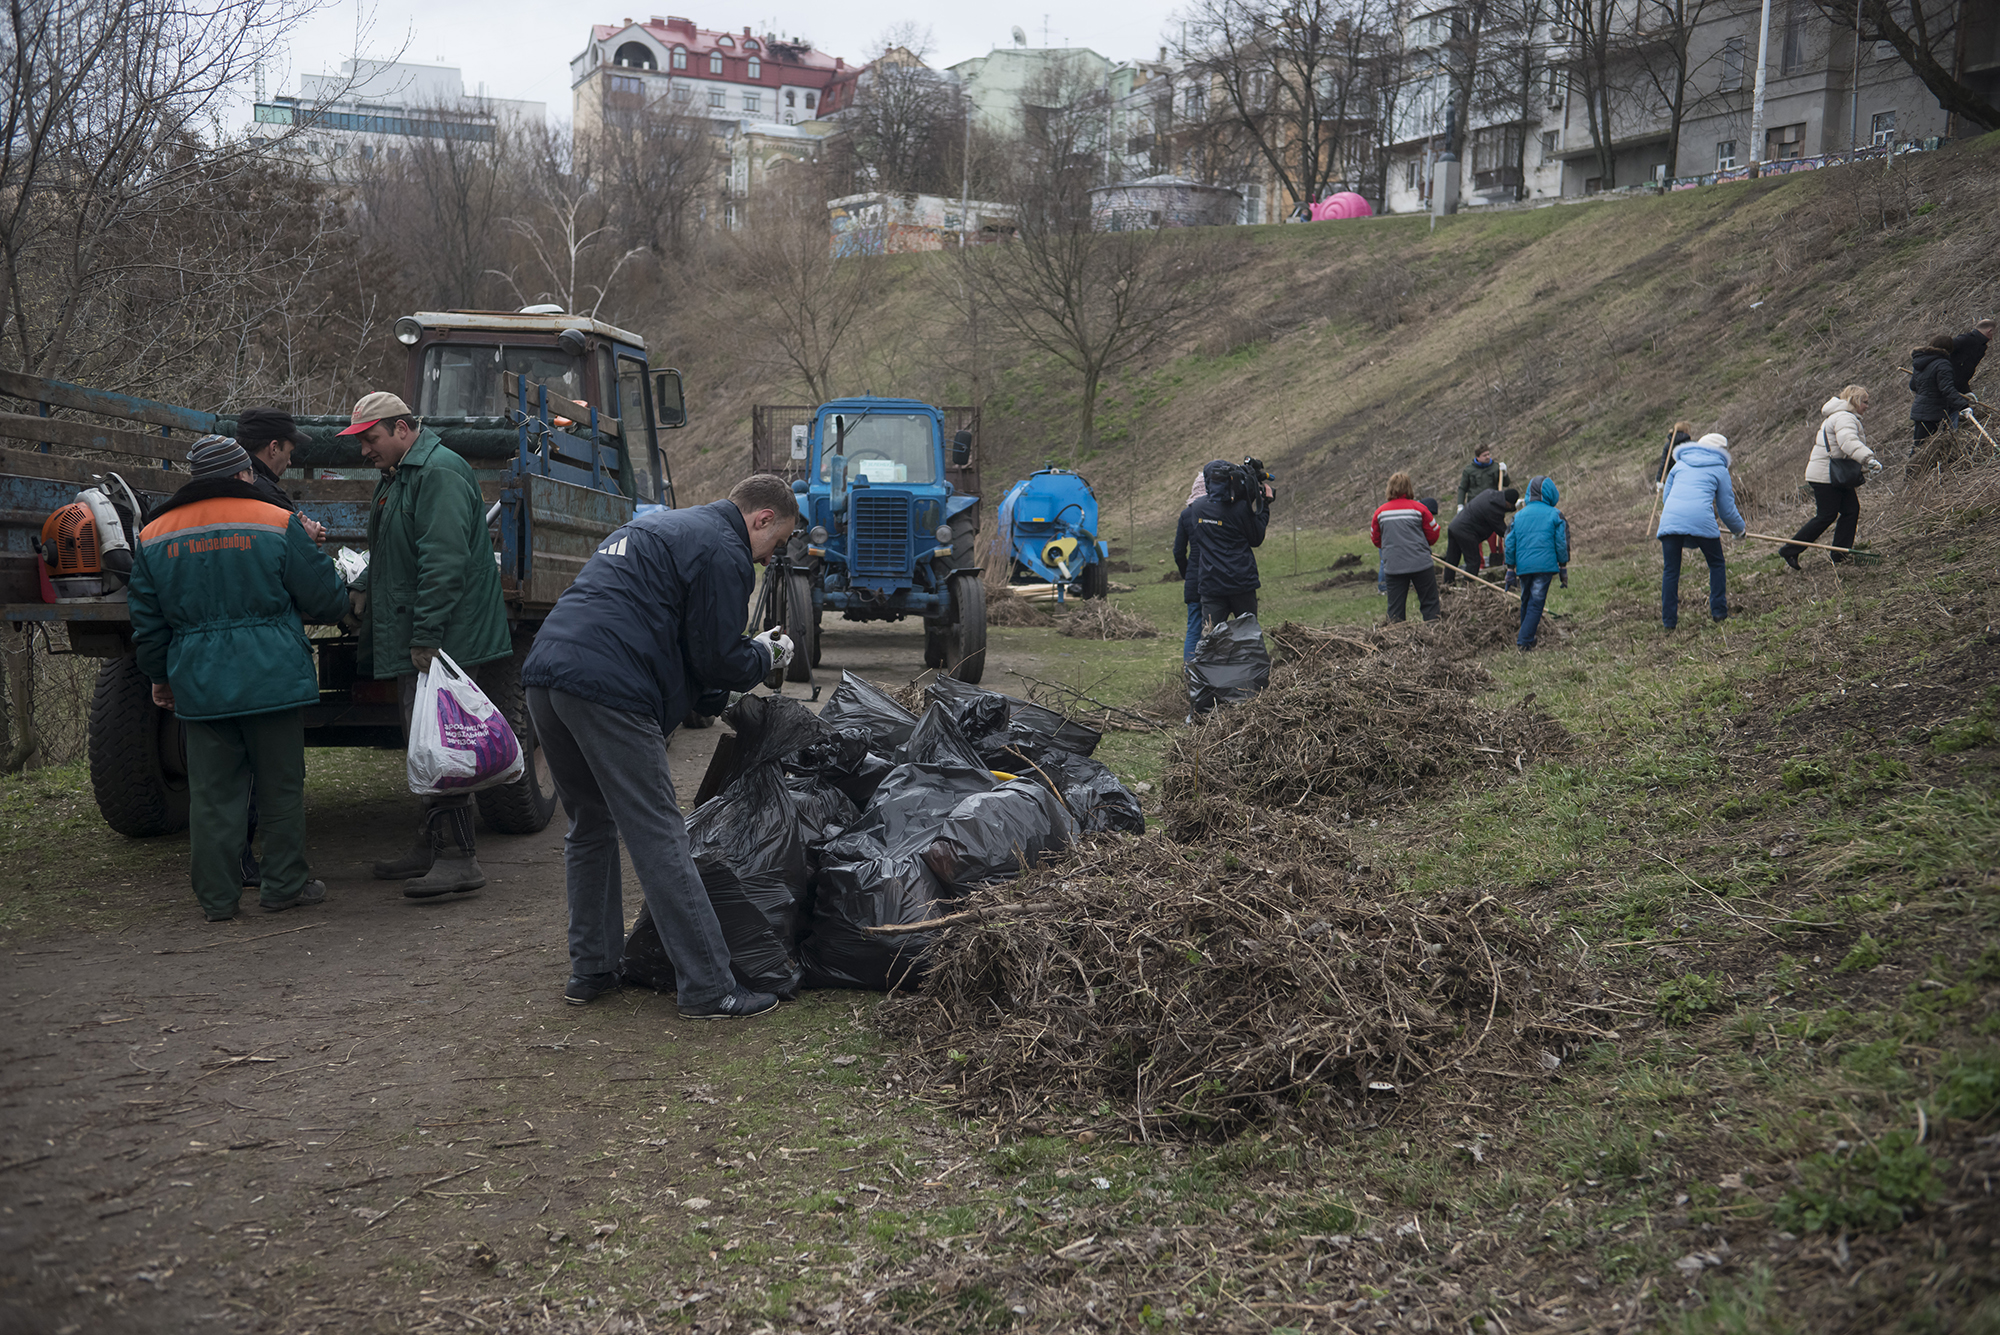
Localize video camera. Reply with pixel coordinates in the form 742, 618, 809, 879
1221, 457, 1275, 509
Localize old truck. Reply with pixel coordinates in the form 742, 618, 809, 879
0, 306, 686, 838
749, 400, 986, 683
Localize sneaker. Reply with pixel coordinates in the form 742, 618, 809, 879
564, 972, 622, 1006
677, 985, 779, 1020
262, 880, 327, 914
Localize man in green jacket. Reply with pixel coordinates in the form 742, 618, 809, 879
128, 436, 350, 921
339, 392, 512, 898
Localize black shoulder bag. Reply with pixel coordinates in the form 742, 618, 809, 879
1822, 425, 1865, 489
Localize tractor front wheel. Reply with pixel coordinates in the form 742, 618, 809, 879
944, 573, 986, 684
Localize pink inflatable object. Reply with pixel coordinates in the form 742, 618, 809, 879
1308, 191, 1374, 221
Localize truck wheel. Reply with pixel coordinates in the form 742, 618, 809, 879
785, 573, 815, 682
945, 573, 986, 684
474, 641, 559, 835
1080, 560, 1109, 600
88, 654, 189, 837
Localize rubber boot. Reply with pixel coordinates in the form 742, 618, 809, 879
402, 807, 486, 898
372, 812, 438, 881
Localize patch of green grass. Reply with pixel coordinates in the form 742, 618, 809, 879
1773, 1129, 1943, 1234
1837, 935, 1888, 972
1666, 1265, 1797, 1333
1931, 1049, 2000, 1120
1656, 972, 1730, 1026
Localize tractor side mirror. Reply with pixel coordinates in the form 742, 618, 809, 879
828, 453, 848, 514
950, 429, 972, 467
653, 369, 686, 429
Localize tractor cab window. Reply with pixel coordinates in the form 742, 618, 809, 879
616, 355, 656, 501
817, 413, 936, 485
421, 344, 585, 418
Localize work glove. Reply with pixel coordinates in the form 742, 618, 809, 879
752, 627, 794, 671
1655, 481, 1664, 493
1558, 568, 1568, 589
1503, 569, 1519, 593
1867, 457, 1883, 473
411, 646, 438, 674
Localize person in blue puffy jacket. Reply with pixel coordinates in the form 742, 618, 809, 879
1656, 432, 1746, 629
1502, 476, 1568, 651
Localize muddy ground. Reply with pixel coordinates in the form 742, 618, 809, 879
0, 620, 1058, 1335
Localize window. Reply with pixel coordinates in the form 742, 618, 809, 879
784, 112, 795, 124
1779, 2, 1805, 73
1539, 129, 1557, 164
1766, 122, 1804, 160
747, 56, 760, 78
608, 74, 641, 94
742, 90, 760, 111
1405, 158, 1422, 190
613, 41, 656, 69
672, 82, 690, 101
420, 345, 583, 419
804, 91, 815, 109
745, 38, 758, 50
785, 89, 796, 106
1720, 37, 1744, 91
1716, 139, 1737, 169
1871, 110, 1895, 145
616, 357, 656, 501
815, 415, 938, 485
718, 33, 733, 45
1181, 82, 1206, 117
671, 46, 686, 69
709, 51, 723, 73
1584, 176, 1603, 194
708, 88, 725, 108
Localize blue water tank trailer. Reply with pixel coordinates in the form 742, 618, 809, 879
995, 469, 1109, 601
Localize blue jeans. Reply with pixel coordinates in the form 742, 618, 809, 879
1517, 573, 1555, 649
1184, 602, 1202, 660
1660, 534, 1727, 627
527, 686, 735, 1007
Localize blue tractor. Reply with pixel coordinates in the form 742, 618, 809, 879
995, 468, 1110, 601
759, 397, 987, 683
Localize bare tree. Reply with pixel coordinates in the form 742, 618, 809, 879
0, 0, 333, 387
1804, 0, 1998, 133
1625, 0, 1729, 178
1561, 0, 1625, 188
592, 97, 719, 263
826, 30, 975, 197
489, 128, 644, 322
712, 172, 881, 401
351, 107, 514, 310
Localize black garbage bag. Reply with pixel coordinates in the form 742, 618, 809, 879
620, 764, 809, 998
844, 762, 996, 856
926, 674, 1101, 758
1187, 613, 1271, 715
899, 703, 990, 772
997, 739, 1146, 835
785, 725, 893, 807
920, 778, 1074, 890
724, 692, 830, 766
785, 773, 860, 843
819, 672, 918, 752
799, 832, 947, 991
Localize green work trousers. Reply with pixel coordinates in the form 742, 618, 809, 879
184, 709, 309, 918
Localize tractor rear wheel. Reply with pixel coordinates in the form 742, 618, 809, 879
1080, 560, 1109, 600
88, 654, 189, 837
944, 573, 986, 684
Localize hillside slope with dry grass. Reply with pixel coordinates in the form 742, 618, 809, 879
647, 133, 2000, 553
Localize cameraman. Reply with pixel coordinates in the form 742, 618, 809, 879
1188, 458, 1272, 628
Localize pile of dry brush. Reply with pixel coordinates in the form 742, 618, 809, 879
1058, 602, 1159, 640
885, 618, 1588, 1139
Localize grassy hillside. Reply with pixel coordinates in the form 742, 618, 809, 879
650, 133, 2000, 554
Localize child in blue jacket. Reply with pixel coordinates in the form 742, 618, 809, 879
1502, 476, 1569, 650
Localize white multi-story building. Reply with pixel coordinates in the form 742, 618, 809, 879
249, 60, 544, 166
571, 16, 852, 137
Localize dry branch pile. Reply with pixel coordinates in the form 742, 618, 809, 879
884, 828, 1585, 1140
1161, 623, 1568, 835
1057, 602, 1160, 640
986, 590, 1055, 627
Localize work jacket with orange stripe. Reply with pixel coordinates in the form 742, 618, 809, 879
128, 478, 350, 721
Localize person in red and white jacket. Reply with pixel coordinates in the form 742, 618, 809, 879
1371, 471, 1442, 623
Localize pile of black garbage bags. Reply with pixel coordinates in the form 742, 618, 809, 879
621, 673, 1145, 999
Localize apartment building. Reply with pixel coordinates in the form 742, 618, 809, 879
250, 60, 544, 167
570, 15, 852, 137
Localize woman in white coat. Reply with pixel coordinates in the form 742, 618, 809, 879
1777, 385, 1882, 569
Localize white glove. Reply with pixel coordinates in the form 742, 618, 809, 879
752, 628, 793, 670
1867, 457, 1883, 472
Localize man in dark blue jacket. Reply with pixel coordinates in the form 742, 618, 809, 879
523, 475, 797, 1019
1187, 459, 1271, 627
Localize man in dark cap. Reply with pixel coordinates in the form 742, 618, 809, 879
234, 407, 327, 543
127, 435, 349, 921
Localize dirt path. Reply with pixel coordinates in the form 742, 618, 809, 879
0, 622, 1051, 1333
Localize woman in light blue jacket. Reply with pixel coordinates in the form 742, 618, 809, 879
1656, 432, 1746, 629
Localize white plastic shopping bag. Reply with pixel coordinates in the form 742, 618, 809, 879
406, 650, 525, 795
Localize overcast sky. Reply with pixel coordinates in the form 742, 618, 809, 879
270, 0, 1188, 116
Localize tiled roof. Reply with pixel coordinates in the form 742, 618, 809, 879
590, 18, 847, 80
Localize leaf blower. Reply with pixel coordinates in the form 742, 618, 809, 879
41, 473, 146, 602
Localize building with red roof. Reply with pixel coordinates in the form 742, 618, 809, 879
570, 16, 854, 139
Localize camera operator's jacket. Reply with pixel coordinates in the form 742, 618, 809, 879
128, 478, 349, 721
1185, 461, 1268, 598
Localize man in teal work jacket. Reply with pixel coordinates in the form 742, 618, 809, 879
340, 391, 512, 899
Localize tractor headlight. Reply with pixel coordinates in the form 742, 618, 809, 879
809, 525, 828, 545
394, 316, 423, 346
934, 525, 953, 545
